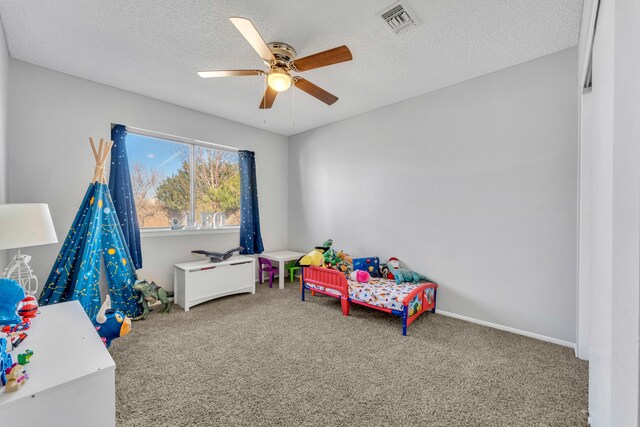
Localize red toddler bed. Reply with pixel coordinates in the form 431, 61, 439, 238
302, 266, 438, 335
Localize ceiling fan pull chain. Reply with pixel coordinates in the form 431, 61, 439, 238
263, 76, 267, 123
292, 83, 295, 128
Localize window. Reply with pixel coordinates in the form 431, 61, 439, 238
125, 130, 240, 230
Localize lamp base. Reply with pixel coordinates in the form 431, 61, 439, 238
3, 250, 39, 296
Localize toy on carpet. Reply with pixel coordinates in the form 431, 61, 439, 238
191, 246, 244, 263
17, 295, 39, 319
132, 280, 173, 321
92, 295, 131, 348
17, 349, 33, 365
349, 270, 371, 283
5, 363, 28, 392
0, 278, 26, 326
295, 246, 329, 267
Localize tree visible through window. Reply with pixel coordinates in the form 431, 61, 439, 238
126, 131, 240, 229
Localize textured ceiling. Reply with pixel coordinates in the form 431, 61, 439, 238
0, 0, 583, 136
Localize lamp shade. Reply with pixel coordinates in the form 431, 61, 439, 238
0, 204, 58, 250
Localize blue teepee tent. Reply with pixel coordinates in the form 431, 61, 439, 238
39, 138, 141, 319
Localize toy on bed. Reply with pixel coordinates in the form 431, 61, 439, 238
92, 295, 132, 348
295, 246, 329, 267
349, 270, 371, 283
301, 264, 438, 336
320, 239, 345, 267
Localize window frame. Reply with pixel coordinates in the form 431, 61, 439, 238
120, 125, 242, 236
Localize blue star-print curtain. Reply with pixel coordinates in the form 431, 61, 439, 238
39, 183, 141, 319
238, 150, 264, 255
108, 124, 143, 269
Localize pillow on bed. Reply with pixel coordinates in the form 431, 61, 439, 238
352, 257, 381, 278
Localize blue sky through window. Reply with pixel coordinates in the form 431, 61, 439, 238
125, 133, 186, 177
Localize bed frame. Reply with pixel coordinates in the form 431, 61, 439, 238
301, 266, 438, 336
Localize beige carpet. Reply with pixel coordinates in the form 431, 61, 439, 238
110, 282, 588, 426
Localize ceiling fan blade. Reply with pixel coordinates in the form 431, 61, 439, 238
198, 70, 265, 78
229, 17, 276, 62
294, 77, 339, 105
291, 45, 352, 72
259, 86, 278, 109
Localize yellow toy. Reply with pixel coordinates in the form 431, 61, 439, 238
295, 247, 328, 267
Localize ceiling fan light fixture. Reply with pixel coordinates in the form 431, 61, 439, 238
267, 68, 292, 92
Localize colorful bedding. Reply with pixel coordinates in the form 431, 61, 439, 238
307, 277, 434, 312
302, 266, 438, 335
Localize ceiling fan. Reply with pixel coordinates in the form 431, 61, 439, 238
198, 17, 353, 109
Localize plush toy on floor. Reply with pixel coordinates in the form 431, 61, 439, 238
349, 270, 371, 283
92, 296, 131, 348
132, 280, 173, 320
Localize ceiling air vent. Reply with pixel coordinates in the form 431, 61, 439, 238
377, 1, 421, 35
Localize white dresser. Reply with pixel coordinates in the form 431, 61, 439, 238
0, 300, 116, 426
174, 256, 256, 311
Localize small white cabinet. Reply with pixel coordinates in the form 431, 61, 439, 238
0, 300, 116, 426
174, 256, 256, 311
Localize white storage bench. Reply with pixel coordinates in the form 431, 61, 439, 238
174, 256, 256, 311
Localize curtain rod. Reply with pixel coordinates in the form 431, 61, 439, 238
121, 125, 240, 153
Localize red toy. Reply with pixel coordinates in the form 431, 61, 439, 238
17, 296, 38, 319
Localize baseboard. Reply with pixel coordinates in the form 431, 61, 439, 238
435, 309, 576, 349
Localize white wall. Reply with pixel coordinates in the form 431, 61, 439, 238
7, 60, 288, 290
579, 0, 640, 425
289, 48, 579, 344
0, 18, 9, 268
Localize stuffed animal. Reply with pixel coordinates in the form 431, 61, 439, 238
392, 268, 430, 284
384, 257, 401, 279
0, 278, 26, 326
321, 239, 343, 266
337, 251, 353, 264
92, 296, 132, 348
132, 280, 173, 321
349, 270, 371, 283
296, 246, 329, 267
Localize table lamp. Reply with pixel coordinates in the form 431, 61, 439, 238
0, 204, 58, 295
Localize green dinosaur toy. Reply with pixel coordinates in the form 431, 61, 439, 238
392, 268, 431, 284
132, 280, 173, 320
322, 239, 342, 266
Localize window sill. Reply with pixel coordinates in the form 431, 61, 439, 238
140, 227, 240, 238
